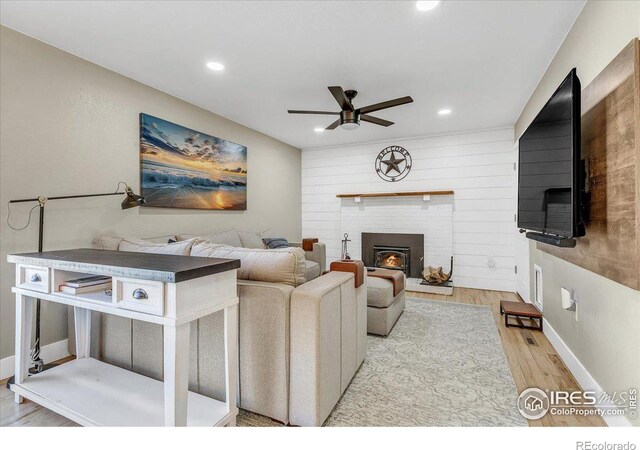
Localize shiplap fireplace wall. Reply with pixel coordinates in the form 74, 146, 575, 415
340, 195, 453, 274
301, 128, 517, 292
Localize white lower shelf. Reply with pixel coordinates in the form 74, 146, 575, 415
12, 358, 234, 427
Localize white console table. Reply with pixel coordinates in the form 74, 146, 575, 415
8, 248, 240, 427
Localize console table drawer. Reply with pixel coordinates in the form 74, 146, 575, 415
18, 265, 50, 293
112, 277, 164, 316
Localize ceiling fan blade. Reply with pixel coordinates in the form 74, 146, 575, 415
358, 96, 413, 114
328, 86, 354, 111
288, 110, 340, 115
361, 115, 394, 127
326, 119, 341, 130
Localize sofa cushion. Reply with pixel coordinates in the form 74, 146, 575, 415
118, 238, 195, 256
188, 243, 232, 256
304, 260, 321, 281
191, 242, 306, 287
177, 229, 243, 248
366, 276, 395, 308
238, 231, 267, 249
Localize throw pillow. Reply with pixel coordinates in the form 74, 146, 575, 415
94, 234, 177, 250
93, 235, 123, 251
189, 242, 233, 257
237, 230, 267, 249
177, 229, 242, 247
191, 242, 306, 287
262, 238, 290, 249
118, 238, 194, 256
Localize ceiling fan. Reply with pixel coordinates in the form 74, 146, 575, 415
288, 86, 413, 130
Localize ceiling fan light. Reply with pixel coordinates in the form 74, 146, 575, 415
340, 109, 360, 130
341, 122, 360, 130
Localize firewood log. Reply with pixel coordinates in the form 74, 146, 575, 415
423, 265, 452, 284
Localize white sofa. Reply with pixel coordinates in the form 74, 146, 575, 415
68, 230, 365, 426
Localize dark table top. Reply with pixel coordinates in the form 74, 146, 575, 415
8, 248, 240, 283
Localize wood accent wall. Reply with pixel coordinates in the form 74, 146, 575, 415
537, 39, 640, 291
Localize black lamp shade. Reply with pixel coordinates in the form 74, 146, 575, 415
121, 188, 146, 209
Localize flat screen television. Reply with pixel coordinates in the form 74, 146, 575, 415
517, 68, 585, 247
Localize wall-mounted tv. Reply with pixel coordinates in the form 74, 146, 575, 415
517, 68, 585, 247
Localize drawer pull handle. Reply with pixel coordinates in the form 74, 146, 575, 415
132, 289, 148, 300
30, 274, 42, 282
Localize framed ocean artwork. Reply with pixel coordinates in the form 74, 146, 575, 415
139, 113, 247, 210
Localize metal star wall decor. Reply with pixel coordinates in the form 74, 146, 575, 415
375, 146, 412, 182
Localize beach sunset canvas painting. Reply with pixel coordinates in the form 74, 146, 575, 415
140, 114, 247, 210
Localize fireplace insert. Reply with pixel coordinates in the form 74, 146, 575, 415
373, 245, 411, 276
361, 232, 424, 278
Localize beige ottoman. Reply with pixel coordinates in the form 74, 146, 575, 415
367, 276, 406, 336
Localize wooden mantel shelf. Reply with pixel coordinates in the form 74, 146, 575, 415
336, 190, 454, 199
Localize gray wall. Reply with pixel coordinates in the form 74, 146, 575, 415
0, 26, 302, 359
515, 1, 640, 426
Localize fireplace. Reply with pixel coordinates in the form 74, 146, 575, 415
362, 233, 424, 278
373, 246, 411, 275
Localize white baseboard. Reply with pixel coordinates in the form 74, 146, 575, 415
0, 339, 70, 381
543, 319, 631, 427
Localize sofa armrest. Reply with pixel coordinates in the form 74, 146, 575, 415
289, 271, 355, 426
236, 279, 295, 423
291, 241, 326, 273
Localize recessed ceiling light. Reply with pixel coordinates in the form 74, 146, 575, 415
206, 61, 225, 71
438, 108, 452, 116
416, 1, 440, 12
314, 127, 325, 133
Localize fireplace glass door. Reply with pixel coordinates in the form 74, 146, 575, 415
373, 246, 410, 275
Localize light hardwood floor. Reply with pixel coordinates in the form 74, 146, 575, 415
0, 288, 605, 427
412, 288, 605, 426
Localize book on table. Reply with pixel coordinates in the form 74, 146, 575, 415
59, 274, 112, 294
59, 282, 112, 295
63, 275, 111, 288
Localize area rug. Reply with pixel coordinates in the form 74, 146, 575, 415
239, 297, 527, 427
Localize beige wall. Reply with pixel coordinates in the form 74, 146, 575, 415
0, 26, 302, 359
515, 1, 640, 426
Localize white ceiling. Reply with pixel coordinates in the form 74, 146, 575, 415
0, 1, 584, 149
